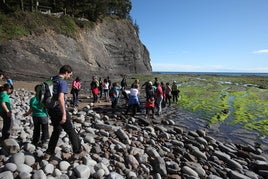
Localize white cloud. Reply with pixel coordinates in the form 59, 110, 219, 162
253, 49, 268, 54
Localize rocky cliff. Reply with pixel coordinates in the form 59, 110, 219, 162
0, 17, 152, 81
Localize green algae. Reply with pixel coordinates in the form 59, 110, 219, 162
231, 88, 268, 135
131, 73, 268, 136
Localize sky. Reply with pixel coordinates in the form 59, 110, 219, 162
130, 0, 268, 73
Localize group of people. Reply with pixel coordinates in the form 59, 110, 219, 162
108, 77, 181, 119
142, 78, 180, 119
0, 67, 181, 161
70, 75, 113, 107
0, 66, 85, 160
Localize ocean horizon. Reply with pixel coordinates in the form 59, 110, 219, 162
153, 71, 268, 77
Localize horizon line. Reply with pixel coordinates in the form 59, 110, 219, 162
152, 71, 268, 74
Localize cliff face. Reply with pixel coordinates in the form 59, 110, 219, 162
0, 18, 152, 81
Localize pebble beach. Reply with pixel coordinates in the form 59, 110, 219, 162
0, 81, 268, 178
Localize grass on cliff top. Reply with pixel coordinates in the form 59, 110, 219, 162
0, 11, 94, 43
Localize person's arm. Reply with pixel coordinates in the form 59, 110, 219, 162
58, 92, 66, 124
23, 108, 32, 117
1, 102, 11, 117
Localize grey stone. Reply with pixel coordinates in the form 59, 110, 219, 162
3, 139, 20, 154
59, 161, 71, 171
4, 163, 17, 172
33, 170, 46, 179
74, 164, 90, 178
0, 171, 13, 179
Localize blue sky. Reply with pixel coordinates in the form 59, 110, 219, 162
130, 0, 268, 73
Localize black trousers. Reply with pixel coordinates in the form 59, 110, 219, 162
172, 91, 179, 102
46, 109, 81, 155
126, 104, 139, 116
0, 112, 11, 140
32, 116, 49, 145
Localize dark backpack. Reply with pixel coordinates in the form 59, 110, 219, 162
36, 78, 59, 108
109, 87, 117, 98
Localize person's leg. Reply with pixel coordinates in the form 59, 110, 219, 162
74, 90, 79, 106
41, 116, 49, 143
72, 92, 76, 106
157, 96, 163, 115
132, 104, 137, 117
126, 104, 131, 115
111, 98, 118, 114
114, 98, 118, 113
62, 112, 81, 154
151, 107, 155, 118
1, 112, 11, 140
135, 104, 138, 116
46, 110, 62, 155
100, 89, 103, 99
93, 93, 98, 103
145, 107, 149, 118
32, 117, 41, 145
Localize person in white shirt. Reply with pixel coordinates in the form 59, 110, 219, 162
125, 83, 140, 117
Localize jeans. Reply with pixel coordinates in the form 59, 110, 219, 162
0, 112, 11, 140
32, 116, 49, 145
72, 89, 79, 106
156, 95, 163, 115
46, 109, 81, 155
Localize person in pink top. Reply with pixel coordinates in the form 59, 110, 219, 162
71, 77, 81, 107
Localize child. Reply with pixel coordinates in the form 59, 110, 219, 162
0, 83, 14, 140
71, 77, 81, 107
110, 82, 121, 114
24, 85, 49, 146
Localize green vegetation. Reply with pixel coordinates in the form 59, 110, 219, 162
0, 0, 132, 21
231, 89, 268, 135
0, 12, 81, 41
0, 0, 135, 42
131, 73, 268, 136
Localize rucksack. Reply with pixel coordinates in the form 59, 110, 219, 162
109, 87, 117, 98
36, 78, 59, 109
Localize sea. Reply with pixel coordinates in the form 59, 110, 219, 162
153, 71, 268, 76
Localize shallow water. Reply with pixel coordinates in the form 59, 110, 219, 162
172, 106, 268, 153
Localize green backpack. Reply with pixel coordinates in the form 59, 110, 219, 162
36, 78, 59, 108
